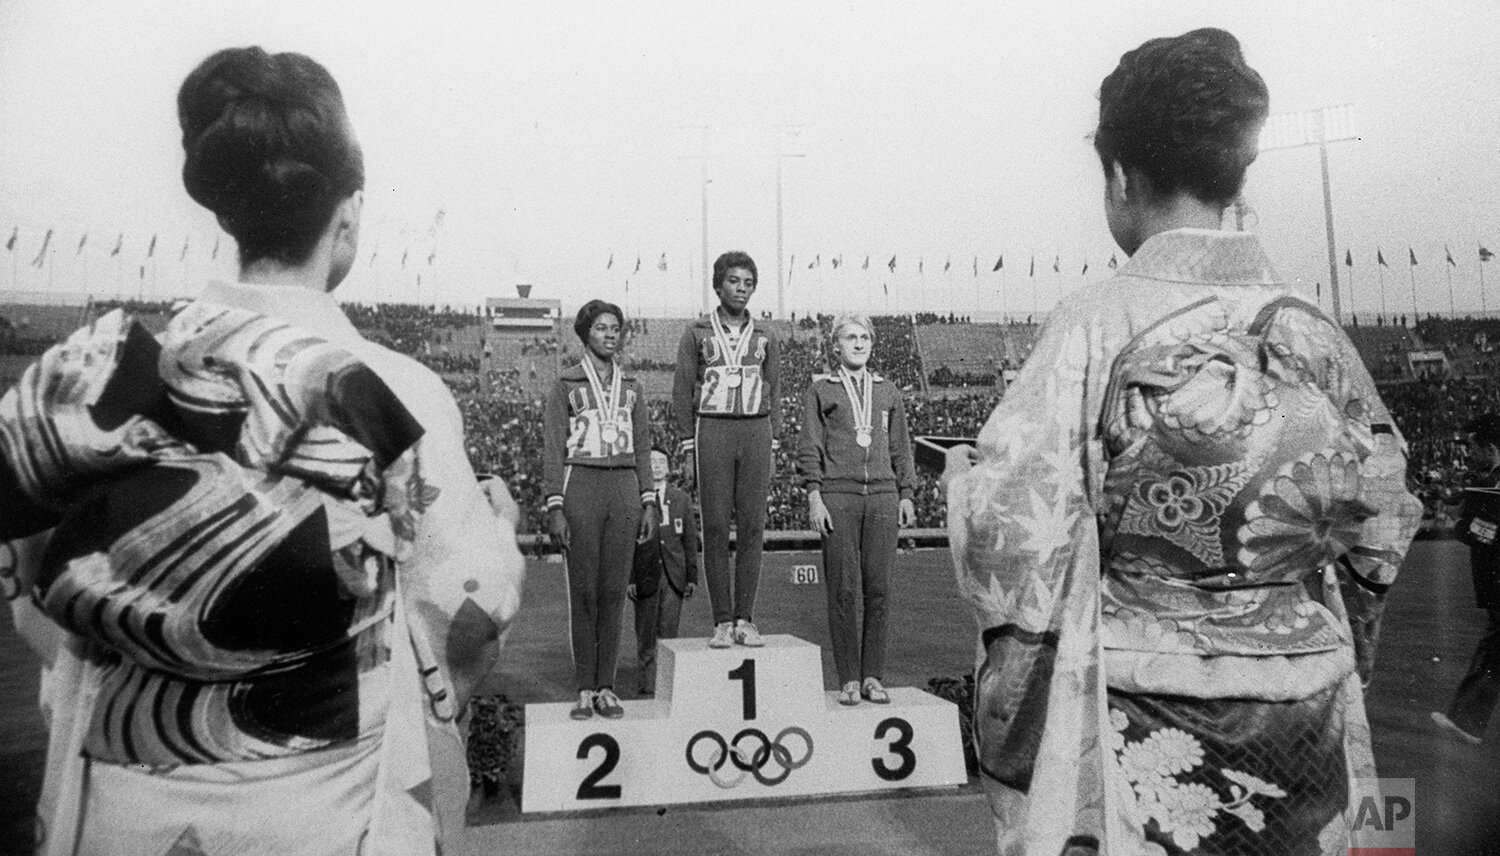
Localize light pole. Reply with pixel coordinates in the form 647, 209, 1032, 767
1259, 104, 1358, 323
677, 125, 713, 315
775, 125, 805, 320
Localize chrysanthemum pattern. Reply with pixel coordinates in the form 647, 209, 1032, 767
1111, 709, 1288, 852
1236, 451, 1375, 575
1116, 447, 1256, 566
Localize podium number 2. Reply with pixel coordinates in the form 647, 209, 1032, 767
728, 658, 757, 720
872, 717, 915, 781
576, 733, 622, 800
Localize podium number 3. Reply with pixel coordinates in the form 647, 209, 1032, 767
872, 717, 915, 781
576, 733, 622, 800
728, 659, 757, 720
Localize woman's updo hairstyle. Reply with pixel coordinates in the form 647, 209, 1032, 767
1094, 28, 1268, 208
178, 47, 365, 266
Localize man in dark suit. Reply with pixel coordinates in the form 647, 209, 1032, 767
629, 448, 701, 696
1434, 413, 1500, 744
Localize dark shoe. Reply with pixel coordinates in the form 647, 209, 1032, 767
570, 690, 594, 720
1432, 711, 1482, 745
594, 688, 624, 719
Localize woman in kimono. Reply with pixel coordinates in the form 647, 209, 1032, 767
1, 47, 523, 855
944, 29, 1422, 856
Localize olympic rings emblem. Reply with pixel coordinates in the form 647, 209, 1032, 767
685, 726, 814, 788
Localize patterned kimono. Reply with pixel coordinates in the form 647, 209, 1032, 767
1, 282, 524, 856
946, 229, 1422, 856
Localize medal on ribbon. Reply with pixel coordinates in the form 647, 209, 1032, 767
710, 309, 754, 389
840, 367, 874, 448
581, 356, 623, 449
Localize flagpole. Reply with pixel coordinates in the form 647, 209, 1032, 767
1482, 260, 1489, 317
1030, 256, 1037, 319
1378, 264, 1387, 322
1446, 262, 1455, 318
1347, 261, 1356, 325
1408, 262, 1418, 324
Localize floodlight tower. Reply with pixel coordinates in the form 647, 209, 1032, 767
1258, 104, 1358, 323
775, 125, 806, 320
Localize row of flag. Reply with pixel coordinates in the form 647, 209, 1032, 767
4, 227, 222, 268
4, 227, 446, 272
11, 226, 1499, 280
601, 245, 1500, 278
1346, 245, 1496, 267
601, 251, 1124, 277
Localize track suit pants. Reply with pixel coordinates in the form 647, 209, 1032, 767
820, 492, 898, 686
696, 415, 772, 625
563, 466, 641, 690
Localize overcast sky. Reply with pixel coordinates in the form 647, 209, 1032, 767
2, 0, 1498, 321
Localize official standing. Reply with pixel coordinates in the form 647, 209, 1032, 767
1434, 412, 1500, 744
629, 448, 701, 696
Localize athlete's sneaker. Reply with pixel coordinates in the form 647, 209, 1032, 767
709, 622, 734, 649
1432, 711, 1482, 745
569, 690, 594, 720
594, 688, 624, 719
733, 619, 765, 647
861, 677, 891, 704
838, 681, 861, 706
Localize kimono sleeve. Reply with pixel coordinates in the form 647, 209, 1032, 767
387, 373, 525, 715
945, 308, 1112, 848
1283, 315, 1422, 679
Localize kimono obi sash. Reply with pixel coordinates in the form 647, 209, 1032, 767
0, 306, 426, 765
1099, 297, 1377, 658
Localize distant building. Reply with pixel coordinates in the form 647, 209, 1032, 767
1407, 349, 1450, 377
486, 292, 560, 331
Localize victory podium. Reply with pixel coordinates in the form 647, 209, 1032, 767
521, 635, 967, 812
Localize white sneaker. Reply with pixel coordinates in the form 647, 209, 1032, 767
733, 620, 765, 647
709, 622, 734, 648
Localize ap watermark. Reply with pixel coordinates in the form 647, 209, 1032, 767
1350, 778, 1415, 855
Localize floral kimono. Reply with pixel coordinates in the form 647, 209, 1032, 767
947, 229, 1422, 856
1, 282, 524, 856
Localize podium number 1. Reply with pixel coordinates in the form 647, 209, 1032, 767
728, 658, 757, 720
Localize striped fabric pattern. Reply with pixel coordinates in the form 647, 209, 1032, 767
0, 304, 424, 766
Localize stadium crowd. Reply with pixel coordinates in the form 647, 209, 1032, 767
4, 302, 1499, 535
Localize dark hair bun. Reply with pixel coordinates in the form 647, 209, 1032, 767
1095, 28, 1269, 207
178, 47, 364, 265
